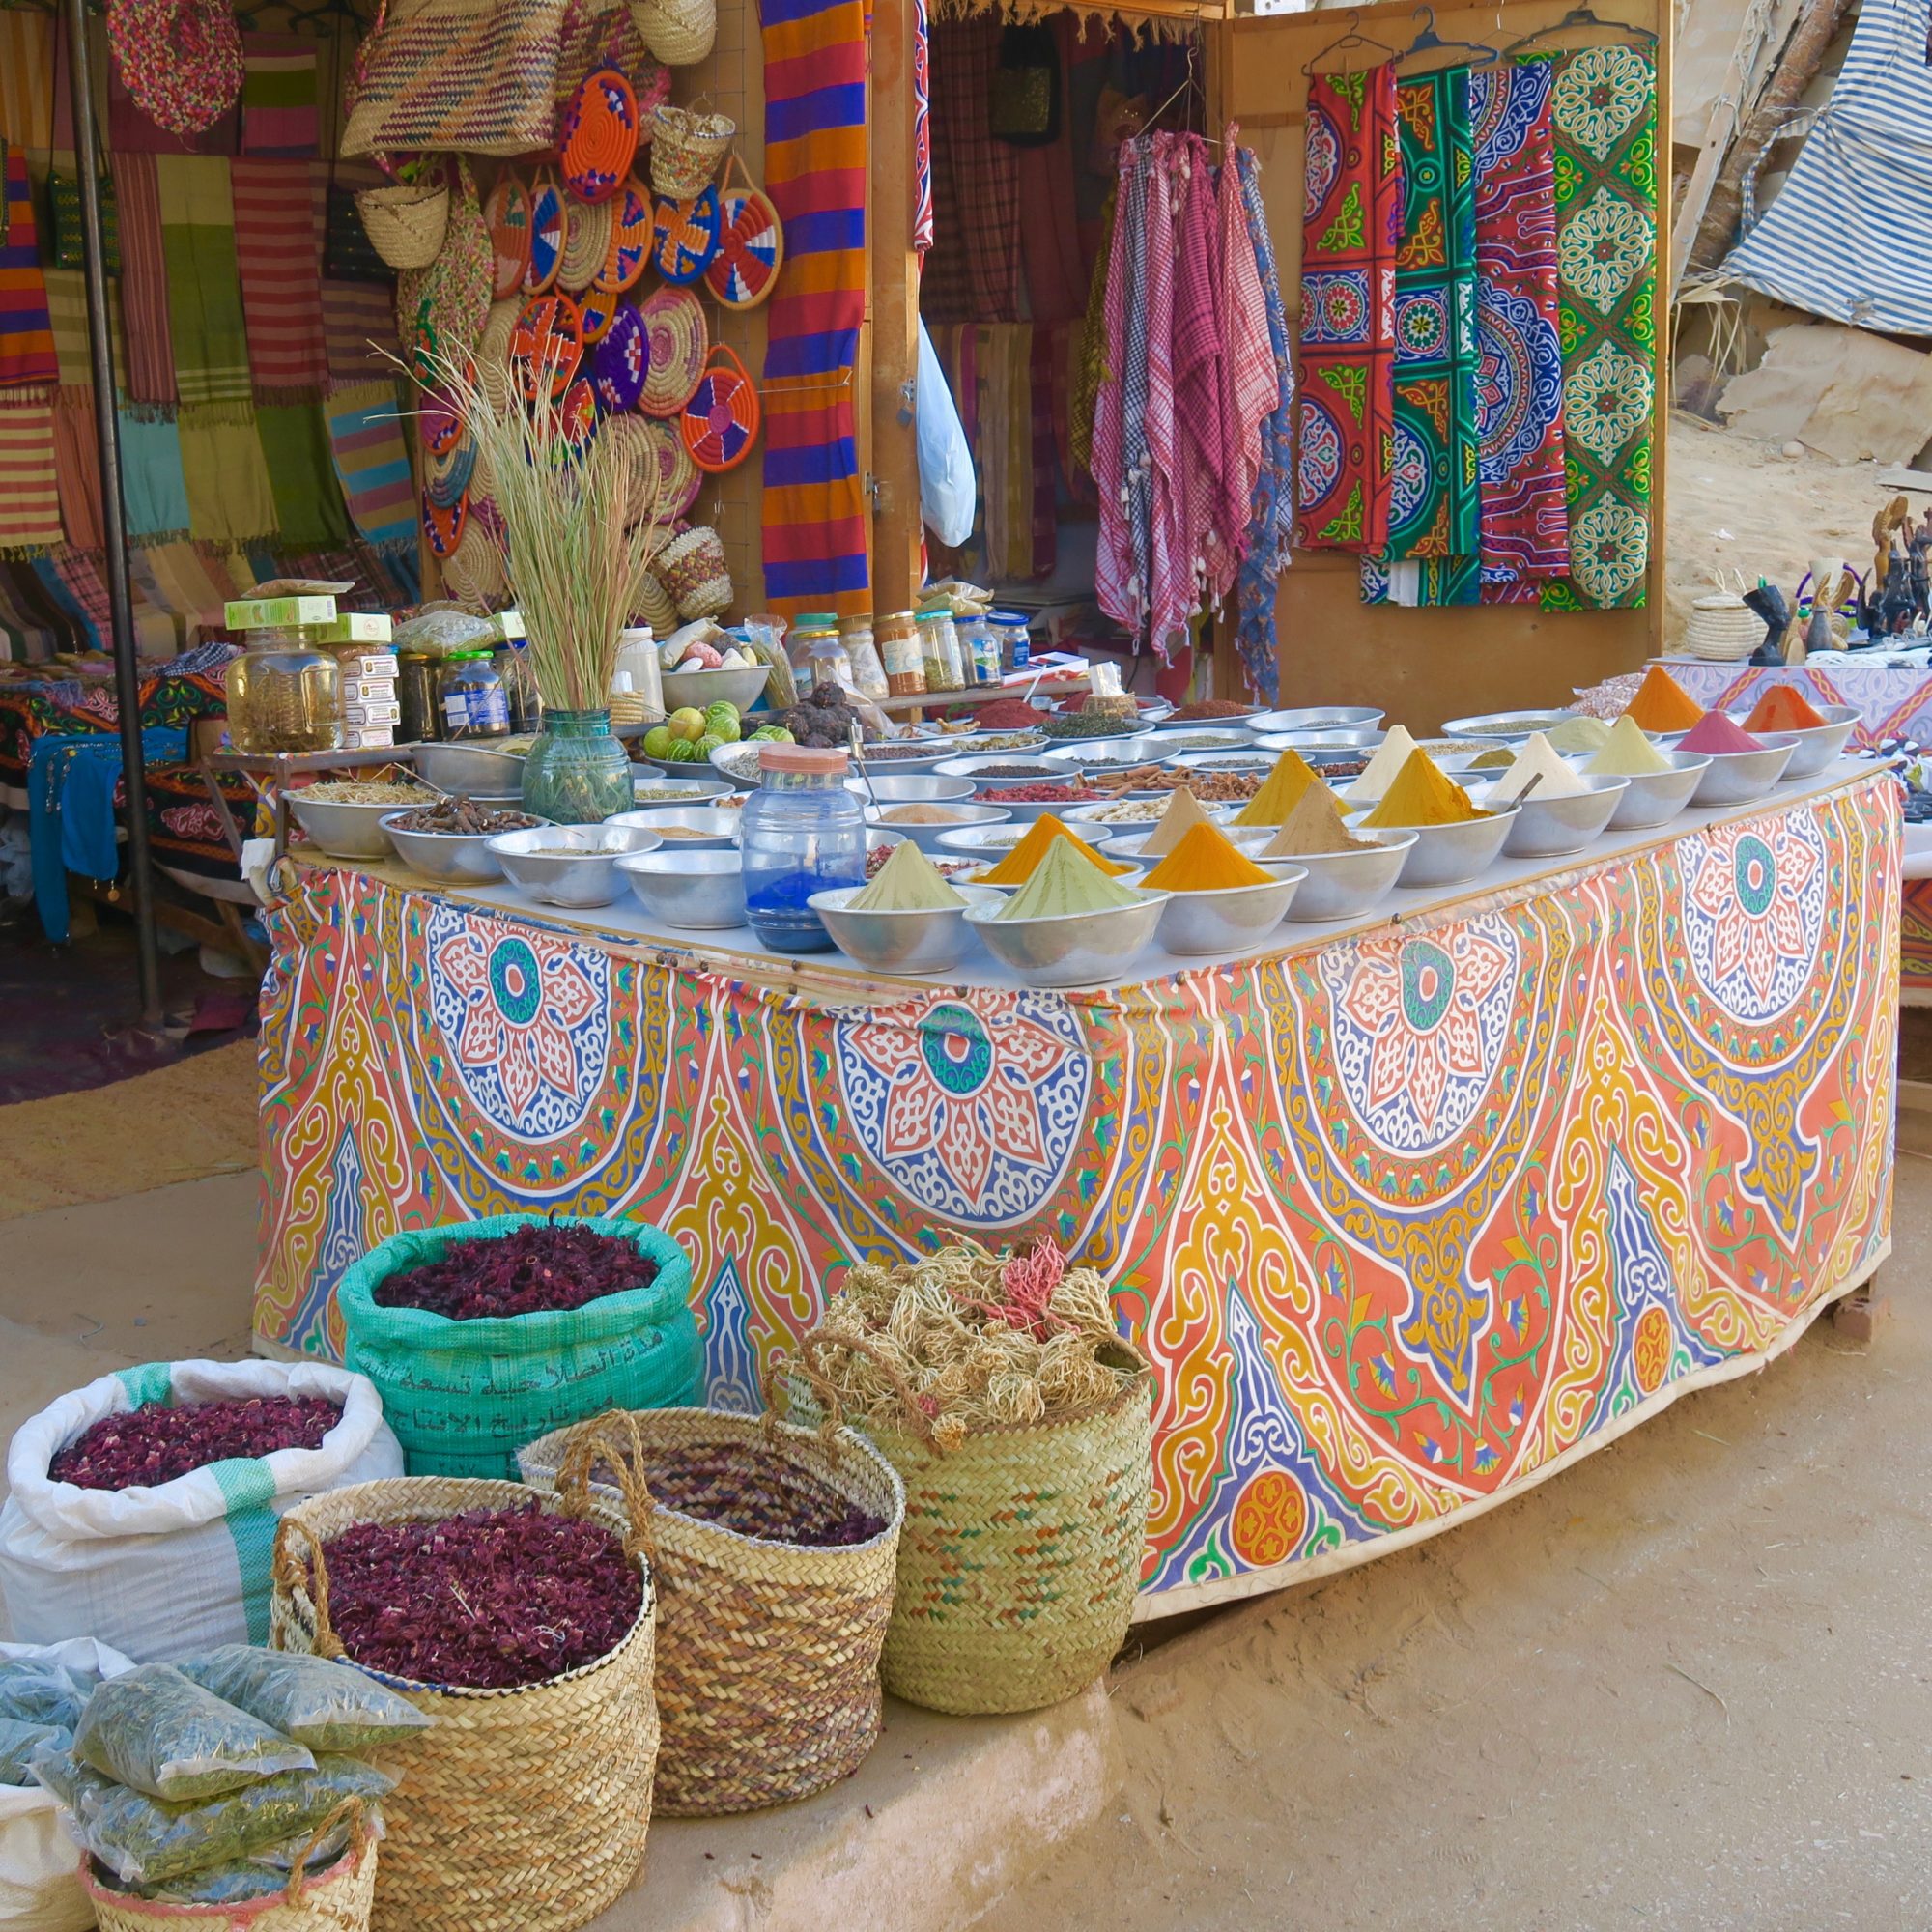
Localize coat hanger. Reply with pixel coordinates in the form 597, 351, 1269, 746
1301, 9, 1399, 78
1396, 6, 1499, 68
1499, 3, 1658, 54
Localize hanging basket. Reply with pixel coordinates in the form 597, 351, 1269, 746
355, 176, 448, 270
484, 173, 530, 300
636, 285, 707, 418
525, 170, 567, 294
560, 68, 640, 205
650, 187, 721, 285
598, 177, 654, 293
268, 1453, 659, 1932
647, 103, 733, 200
704, 155, 782, 311
629, 0, 716, 67
679, 343, 759, 474
653, 525, 731, 619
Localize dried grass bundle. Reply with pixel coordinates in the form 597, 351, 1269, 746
807, 1241, 1140, 1448
407, 349, 669, 713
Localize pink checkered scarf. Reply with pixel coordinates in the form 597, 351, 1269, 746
1219, 124, 1277, 579
1094, 144, 1135, 634
1172, 136, 1226, 607
1143, 137, 1186, 658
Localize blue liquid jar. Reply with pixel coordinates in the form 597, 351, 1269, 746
739, 743, 867, 952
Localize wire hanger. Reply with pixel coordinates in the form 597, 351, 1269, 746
1397, 6, 1499, 68
1301, 9, 1399, 77
1143, 41, 1217, 143
1500, 3, 1657, 54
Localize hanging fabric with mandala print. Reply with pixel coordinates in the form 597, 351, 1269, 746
1294, 65, 1401, 553
1542, 44, 1656, 611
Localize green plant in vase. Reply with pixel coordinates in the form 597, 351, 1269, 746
414, 348, 668, 823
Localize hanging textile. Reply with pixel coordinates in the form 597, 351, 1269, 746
0, 397, 63, 555
924, 19, 1022, 326
0, 14, 55, 152
240, 35, 321, 157
1543, 46, 1656, 611
1386, 68, 1479, 569
0, 144, 58, 392
156, 156, 252, 407
1029, 327, 1058, 577
1361, 552, 1482, 605
322, 279, 396, 388
325, 380, 416, 556
107, 55, 239, 156
47, 551, 112, 645
1468, 60, 1566, 592
114, 152, 179, 412
1234, 145, 1294, 702
1295, 68, 1399, 552
911, 0, 933, 253
43, 270, 129, 394
117, 409, 192, 542
179, 406, 277, 545
1173, 138, 1226, 608
759, 0, 870, 618
1069, 185, 1114, 482
231, 158, 329, 401
52, 394, 104, 551
257, 403, 351, 548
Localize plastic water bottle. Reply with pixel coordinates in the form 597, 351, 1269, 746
739, 743, 867, 952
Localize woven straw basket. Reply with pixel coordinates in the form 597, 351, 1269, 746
803, 1335, 1155, 1717
1683, 567, 1761, 662
654, 525, 731, 618
649, 104, 732, 199
630, 571, 678, 634
269, 1462, 659, 1932
631, 0, 716, 67
355, 178, 448, 270
519, 1378, 905, 1817
83, 1817, 380, 1932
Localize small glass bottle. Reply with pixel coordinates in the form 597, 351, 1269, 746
396, 649, 441, 744
438, 650, 511, 741
958, 615, 1001, 686
494, 639, 538, 733
878, 611, 924, 697
226, 629, 342, 755
738, 743, 867, 952
990, 609, 1032, 673
838, 613, 889, 703
795, 625, 854, 700
915, 609, 961, 692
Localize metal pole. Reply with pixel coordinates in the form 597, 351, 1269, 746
63, 0, 162, 1025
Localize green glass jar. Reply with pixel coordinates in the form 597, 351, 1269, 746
520, 708, 632, 824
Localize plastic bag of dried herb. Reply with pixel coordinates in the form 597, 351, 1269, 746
32, 1745, 393, 1888
0, 1719, 63, 1786
0, 1659, 87, 1732
178, 1647, 433, 1751
72, 1663, 314, 1802
105, 1814, 361, 1904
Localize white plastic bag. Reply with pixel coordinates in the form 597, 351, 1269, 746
0, 1636, 132, 1932
0, 1362, 401, 1665
917, 318, 977, 548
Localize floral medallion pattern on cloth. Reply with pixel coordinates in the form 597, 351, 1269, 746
1543, 46, 1656, 610
1294, 67, 1400, 552
257, 775, 1898, 1611
1467, 60, 1567, 595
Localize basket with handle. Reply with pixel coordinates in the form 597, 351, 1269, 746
267, 1447, 659, 1932
798, 1328, 1155, 1717
355, 173, 448, 270
647, 103, 733, 200
518, 1366, 904, 1816
1685, 567, 1762, 662
652, 525, 731, 619
629, 0, 716, 68
679, 343, 760, 475
82, 1804, 381, 1932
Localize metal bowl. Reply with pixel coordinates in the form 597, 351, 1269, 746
409, 741, 528, 796
810, 883, 1007, 975
931, 754, 1066, 791
1412, 737, 1511, 773
659, 664, 772, 714
1171, 749, 1276, 776
489, 824, 664, 908
616, 848, 747, 929
1690, 735, 1798, 807
381, 812, 528, 883
1040, 736, 1158, 771
935, 729, 1050, 758
707, 743, 766, 789
1059, 799, 1236, 834
1251, 727, 1382, 754
1136, 728, 1254, 759
1440, 708, 1578, 742
1605, 752, 1711, 830
627, 772, 736, 807
287, 792, 432, 860
963, 891, 1169, 987
1154, 868, 1305, 956
863, 800, 1012, 854
952, 861, 1146, 895
605, 806, 744, 850
841, 774, 977, 807
971, 783, 1112, 826
1139, 707, 1265, 733
1107, 824, 1274, 863
1276, 830, 1419, 922
1366, 807, 1520, 889
1725, 703, 1859, 778
1246, 706, 1385, 736
934, 820, 1119, 863
1490, 774, 1628, 858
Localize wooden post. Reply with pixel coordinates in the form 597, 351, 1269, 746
869, 0, 923, 613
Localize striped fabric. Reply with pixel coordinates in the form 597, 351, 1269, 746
53, 391, 104, 551
0, 144, 57, 392
0, 396, 63, 554
1724, 0, 1932, 333
759, 0, 871, 619
0, 13, 55, 152
322, 279, 396, 388
231, 158, 329, 400
43, 269, 129, 393
241, 35, 321, 157
156, 156, 253, 408
325, 380, 417, 554
114, 152, 179, 411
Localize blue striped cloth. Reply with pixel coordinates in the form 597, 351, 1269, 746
1723, 0, 1932, 333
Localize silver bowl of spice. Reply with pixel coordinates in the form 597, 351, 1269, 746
382, 798, 545, 883
489, 824, 666, 909
288, 779, 437, 860
862, 800, 1011, 854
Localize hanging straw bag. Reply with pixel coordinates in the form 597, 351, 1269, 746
630, 0, 715, 67
82, 1808, 381, 1932
355, 172, 449, 271
800, 1331, 1154, 1717
519, 1377, 904, 1817
653, 526, 731, 618
1684, 568, 1761, 662
647, 103, 733, 200
269, 1453, 659, 1932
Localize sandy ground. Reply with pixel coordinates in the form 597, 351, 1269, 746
1664, 412, 1909, 652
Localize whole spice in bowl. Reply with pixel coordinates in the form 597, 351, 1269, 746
371, 1220, 660, 1321
50, 1397, 343, 1491
1084, 763, 1262, 802
1039, 711, 1138, 740
979, 781, 1103, 805
297, 780, 436, 806
1165, 698, 1260, 721
387, 798, 542, 836
874, 804, 973, 826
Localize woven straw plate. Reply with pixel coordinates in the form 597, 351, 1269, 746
525, 172, 567, 294
606, 413, 698, 526
598, 177, 654, 293
704, 156, 782, 310
591, 305, 650, 413
422, 494, 468, 559
637, 285, 707, 417
557, 191, 614, 293
484, 173, 530, 300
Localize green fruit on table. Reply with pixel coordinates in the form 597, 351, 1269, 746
642, 724, 672, 760
703, 703, 742, 743
694, 733, 724, 756
668, 706, 708, 743
749, 724, 793, 744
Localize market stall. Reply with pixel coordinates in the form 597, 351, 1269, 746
254, 753, 1896, 1615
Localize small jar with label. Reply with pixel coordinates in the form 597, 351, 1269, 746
915, 609, 962, 692
958, 615, 1001, 686
877, 611, 924, 697
438, 649, 511, 741
989, 609, 1032, 673
792, 623, 854, 700
838, 613, 890, 703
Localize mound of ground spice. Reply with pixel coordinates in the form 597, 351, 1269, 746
1741, 685, 1826, 733
1622, 666, 1704, 734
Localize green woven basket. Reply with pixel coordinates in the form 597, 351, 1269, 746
336, 1213, 700, 1480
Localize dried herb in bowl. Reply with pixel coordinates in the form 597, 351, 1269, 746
387, 798, 541, 836
372, 1221, 660, 1321
321, 1502, 643, 1690
48, 1397, 342, 1491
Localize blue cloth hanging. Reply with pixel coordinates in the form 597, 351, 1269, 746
28, 727, 186, 943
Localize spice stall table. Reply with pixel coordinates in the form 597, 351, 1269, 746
253, 761, 1898, 1616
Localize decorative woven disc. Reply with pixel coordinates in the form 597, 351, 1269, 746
650, 187, 722, 285
597, 178, 653, 294
559, 376, 601, 455
606, 413, 699, 526
525, 175, 567, 294
578, 288, 617, 344
476, 298, 520, 414
560, 69, 640, 206
485, 174, 531, 300
510, 293, 584, 402
423, 493, 468, 558
424, 435, 477, 509
679, 346, 760, 474
557, 192, 614, 293
591, 305, 649, 413
419, 384, 463, 457
443, 522, 506, 605
636, 285, 707, 418
704, 182, 783, 310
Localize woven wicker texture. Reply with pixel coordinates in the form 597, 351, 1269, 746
599, 179, 653, 293
647, 104, 731, 199
443, 523, 506, 606
1685, 595, 1761, 661
356, 180, 448, 271
560, 70, 639, 204
270, 1467, 659, 1932
85, 1822, 381, 1932
557, 193, 614, 292
654, 526, 731, 618
418, 160, 492, 364
520, 1387, 903, 1816
817, 1350, 1155, 1717
630, 0, 716, 66
629, 571, 678, 632
484, 175, 530, 299
637, 286, 706, 417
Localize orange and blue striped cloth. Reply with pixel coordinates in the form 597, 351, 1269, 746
760, 0, 869, 619
0, 143, 57, 393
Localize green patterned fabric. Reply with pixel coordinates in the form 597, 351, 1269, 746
1542, 45, 1656, 611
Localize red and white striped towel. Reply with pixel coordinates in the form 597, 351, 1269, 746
0, 394, 64, 554
230, 157, 327, 402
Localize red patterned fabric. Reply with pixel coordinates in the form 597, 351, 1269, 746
231, 158, 328, 401
923, 19, 1020, 324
